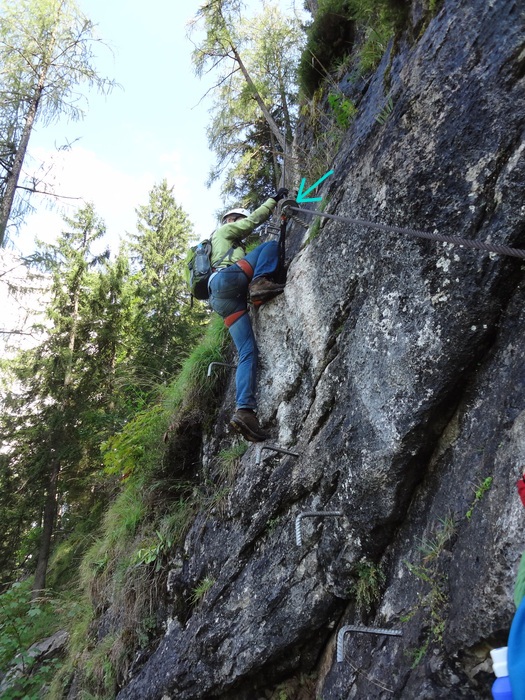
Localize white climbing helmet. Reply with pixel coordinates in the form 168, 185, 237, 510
221, 207, 249, 224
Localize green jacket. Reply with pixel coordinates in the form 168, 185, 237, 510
516, 553, 525, 607
211, 198, 277, 269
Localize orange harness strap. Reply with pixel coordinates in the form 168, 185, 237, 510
235, 258, 254, 280
224, 309, 247, 328
222, 260, 253, 327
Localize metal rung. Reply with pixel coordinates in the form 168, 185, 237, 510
336, 625, 403, 663
295, 511, 344, 546
207, 362, 236, 377
255, 443, 299, 465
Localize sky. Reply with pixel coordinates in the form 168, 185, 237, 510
8, 0, 304, 258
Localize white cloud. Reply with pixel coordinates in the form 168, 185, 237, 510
14, 144, 191, 256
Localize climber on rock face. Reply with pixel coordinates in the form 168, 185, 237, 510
506, 467, 525, 697
208, 188, 289, 442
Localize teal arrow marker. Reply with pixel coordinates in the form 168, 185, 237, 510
296, 170, 334, 203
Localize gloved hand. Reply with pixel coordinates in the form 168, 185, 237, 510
272, 187, 289, 202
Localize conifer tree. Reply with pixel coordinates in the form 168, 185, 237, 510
127, 180, 205, 393
0, 204, 127, 591
192, 2, 302, 201
0, 0, 114, 246
190, 0, 290, 155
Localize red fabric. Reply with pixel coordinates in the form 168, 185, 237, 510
224, 309, 247, 328
235, 259, 254, 280
517, 478, 525, 508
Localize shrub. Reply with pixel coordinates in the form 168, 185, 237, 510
298, 0, 408, 97
298, 0, 356, 97
0, 581, 64, 698
349, 560, 386, 614
327, 92, 357, 128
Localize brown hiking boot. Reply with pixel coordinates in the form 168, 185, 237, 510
230, 409, 270, 442
248, 277, 285, 302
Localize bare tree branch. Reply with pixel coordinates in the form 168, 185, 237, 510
16, 185, 82, 201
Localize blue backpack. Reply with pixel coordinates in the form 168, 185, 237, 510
185, 239, 233, 301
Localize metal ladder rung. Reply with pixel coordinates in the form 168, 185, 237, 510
207, 362, 236, 377
255, 443, 299, 465
295, 511, 344, 546
336, 625, 403, 663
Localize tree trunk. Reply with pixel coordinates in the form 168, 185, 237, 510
32, 459, 60, 597
0, 0, 64, 247
64, 283, 80, 386
33, 249, 83, 596
275, 65, 296, 190
277, 64, 293, 145
32, 281, 80, 595
269, 131, 280, 188
230, 44, 287, 152
0, 79, 45, 247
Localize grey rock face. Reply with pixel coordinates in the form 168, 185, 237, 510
117, 0, 525, 698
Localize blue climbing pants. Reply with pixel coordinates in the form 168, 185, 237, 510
208, 240, 279, 410
509, 596, 525, 698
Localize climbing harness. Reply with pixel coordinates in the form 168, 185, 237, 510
224, 309, 248, 327
235, 258, 254, 280
270, 197, 299, 284
273, 139, 297, 283
277, 209, 287, 284
283, 205, 525, 260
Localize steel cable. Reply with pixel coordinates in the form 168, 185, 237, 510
284, 205, 525, 260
